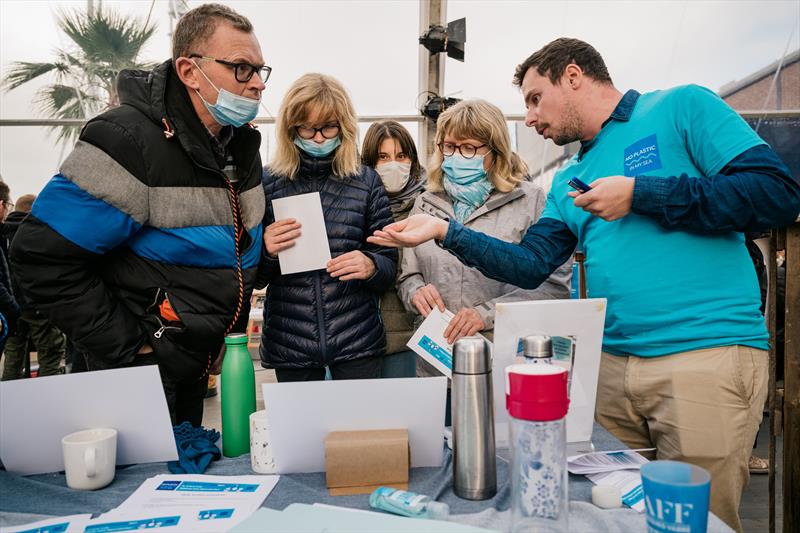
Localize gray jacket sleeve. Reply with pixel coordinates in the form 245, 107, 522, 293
396, 197, 427, 315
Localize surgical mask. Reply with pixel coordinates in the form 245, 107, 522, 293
442, 154, 492, 221
294, 135, 341, 158
442, 154, 487, 185
376, 161, 412, 193
193, 60, 260, 128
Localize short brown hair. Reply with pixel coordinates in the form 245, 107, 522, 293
361, 121, 422, 182
513, 38, 612, 87
172, 3, 253, 60
14, 194, 35, 213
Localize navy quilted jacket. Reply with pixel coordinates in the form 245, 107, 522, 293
257, 152, 398, 368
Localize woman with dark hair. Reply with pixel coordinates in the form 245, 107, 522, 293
361, 121, 425, 377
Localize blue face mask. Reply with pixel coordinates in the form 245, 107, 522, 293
442, 154, 493, 222
294, 135, 341, 158
193, 60, 260, 128
442, 154, 488, 185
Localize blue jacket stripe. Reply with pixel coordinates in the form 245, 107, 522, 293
32, 174, 142, 254
128, 225, 262, 269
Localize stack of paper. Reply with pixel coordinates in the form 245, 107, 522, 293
568, 449, 653, 513
567, 448, 651, 474
3, 474, 281, 533
231, 503, 498, 532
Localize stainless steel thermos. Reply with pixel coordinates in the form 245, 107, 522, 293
452, 337, 497, 500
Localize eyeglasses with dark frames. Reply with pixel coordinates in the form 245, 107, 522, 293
438, 142, 488, 159
295, 124, 340, 140
189, 54, 272, 83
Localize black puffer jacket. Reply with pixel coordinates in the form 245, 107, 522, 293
10, 60, 264, 380
258, 153, 398, 368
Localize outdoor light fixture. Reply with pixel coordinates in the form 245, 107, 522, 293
419, 17, 466, 62
420, 94, 462, 122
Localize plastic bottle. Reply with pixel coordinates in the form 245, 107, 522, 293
369, 487, 450, 520
506, 363, 570, 532
220, 333, 256, 457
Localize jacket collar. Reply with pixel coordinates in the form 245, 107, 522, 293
298, 151, 335, 180
578, 89, 640, 160
119, 60, 261, 178
421, 185, 526, 223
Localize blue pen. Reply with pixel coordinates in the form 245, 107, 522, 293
568, 176, 592, 193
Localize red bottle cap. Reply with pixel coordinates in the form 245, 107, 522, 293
505, 364, 569, 422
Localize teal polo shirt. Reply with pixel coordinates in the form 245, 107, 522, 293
542, 85, 768, 356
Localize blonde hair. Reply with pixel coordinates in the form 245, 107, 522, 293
427, 99, 528, 193
270, 73, 360, 179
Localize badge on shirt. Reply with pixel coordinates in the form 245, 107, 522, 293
623, 134, 662, 176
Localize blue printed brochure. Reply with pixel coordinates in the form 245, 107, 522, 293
407, 308, 492, 378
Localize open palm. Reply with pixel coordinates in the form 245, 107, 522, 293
367, 214, 448, 248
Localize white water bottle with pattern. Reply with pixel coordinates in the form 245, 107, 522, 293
506, 363, 570, 532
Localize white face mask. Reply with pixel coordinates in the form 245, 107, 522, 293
376, 161, 412, 193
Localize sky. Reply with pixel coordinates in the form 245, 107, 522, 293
0, 0, 799, 198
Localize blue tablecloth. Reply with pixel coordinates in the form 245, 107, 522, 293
0, 423, 732, 532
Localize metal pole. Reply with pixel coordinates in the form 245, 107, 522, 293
418, 0, 446, 167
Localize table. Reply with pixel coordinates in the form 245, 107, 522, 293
0, 424, 732, 532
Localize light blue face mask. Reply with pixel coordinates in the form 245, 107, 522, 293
193, 60, 260, 128
442, 154, 488, 185
294, 135, 341, 158
442, 154, 493, 222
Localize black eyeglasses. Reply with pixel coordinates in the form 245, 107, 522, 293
438, 142, 488, 159
189, 54, 272, 83
295, 124, 340, 140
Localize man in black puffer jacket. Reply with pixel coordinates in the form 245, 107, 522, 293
10, 4, 267, 425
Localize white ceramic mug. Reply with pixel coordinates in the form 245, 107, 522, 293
61, 428, 117, 490
250, 410, 276, 474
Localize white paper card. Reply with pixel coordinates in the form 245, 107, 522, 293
568, 448, 653, 474
0, 366, 177, 475
493, 299, 607, 444
91, 474, 279, 532
1, 514, 92, 533
272, 192, 331, 275
263, 377, 446, 474
406, 308, 492, 378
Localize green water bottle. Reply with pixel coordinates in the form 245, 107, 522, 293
221, 333, 256, 457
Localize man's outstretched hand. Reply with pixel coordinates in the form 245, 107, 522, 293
367, 214, 449, 248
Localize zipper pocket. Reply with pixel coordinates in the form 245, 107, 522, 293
153, 315, 184, 339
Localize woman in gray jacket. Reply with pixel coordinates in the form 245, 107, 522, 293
398, 99, 572, 356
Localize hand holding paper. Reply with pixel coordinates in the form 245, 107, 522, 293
444, 307, 485, 344
264, 218, 301, 257
271, 192, 331, 275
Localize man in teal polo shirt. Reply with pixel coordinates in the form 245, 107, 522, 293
369, 38, 800, 532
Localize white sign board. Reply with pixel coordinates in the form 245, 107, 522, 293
263, 377, 446, 474
0, 366, 177, 475
493, 299, 606, 444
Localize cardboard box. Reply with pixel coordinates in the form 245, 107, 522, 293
324, 429, 409, 496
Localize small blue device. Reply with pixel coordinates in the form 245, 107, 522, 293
567, 176, 591, 193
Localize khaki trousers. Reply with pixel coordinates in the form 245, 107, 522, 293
595, 346, 767, 533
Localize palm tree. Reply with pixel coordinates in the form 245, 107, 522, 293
1, 7, 157, 144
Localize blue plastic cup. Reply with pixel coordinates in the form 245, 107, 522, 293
640, 460, 711, 533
